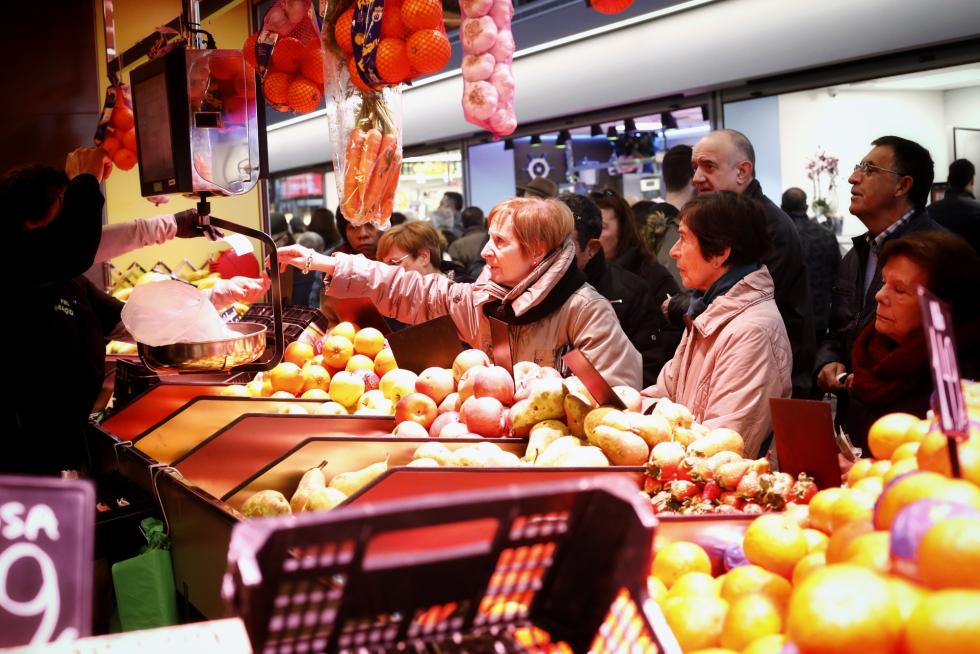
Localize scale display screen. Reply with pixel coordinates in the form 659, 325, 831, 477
133, 72, 175, 190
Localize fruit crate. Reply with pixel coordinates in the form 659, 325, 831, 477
110, 359, 253, 410
222, 474, 680, 654
238, 303, 329, 359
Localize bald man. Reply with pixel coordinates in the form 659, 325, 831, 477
689, 129, 816, 398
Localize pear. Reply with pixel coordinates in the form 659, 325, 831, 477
452, 446, 489, 467
627, 413, 672, 448
290, 465, 327, 512
563, 392, 595, 439
524, 420, 569, 462
305, 487, 347, 512
328, 459, 388, 496
407, 457, 440, 467
653, 398, 694, 430
588, 425, 649, 466
583, 407, 632, 442
412, 442, 454, 466
555, 445, 609, 467
536, 436, 583, 467
486, 449, 523, 467
241, 490, 292, 517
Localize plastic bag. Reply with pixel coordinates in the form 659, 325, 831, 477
120, 280, 235, 346
110, 518, 177, 632
460, 0, 517, 137
94, 83, 139, 171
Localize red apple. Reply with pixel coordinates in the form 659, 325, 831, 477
394, 392, 438, 429
439, 423, 471, 438
473, 365, 515, 406
438, 392, 461, 414
460, 396, 505, 438
428, 411, 461, 437
457, 365, 487, 403
392, 420, 430, 438
351, 368, 381, 392
513, 360, 541, 401
416, 366, 456, 405
452, 348, 491, 381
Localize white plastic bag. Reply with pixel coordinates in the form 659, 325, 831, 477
121, 280, 235, 346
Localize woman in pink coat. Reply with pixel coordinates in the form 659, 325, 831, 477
642, 191, 793, 456
278, 197, 642, 387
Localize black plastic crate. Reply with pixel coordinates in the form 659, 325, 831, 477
223, 475, 678, 654
112, 358, 162, 407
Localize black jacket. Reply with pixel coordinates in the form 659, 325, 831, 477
788, 210, 842, 339
744, 181, 816, 397
928, 188, 980, 254
586, 250, 680, 387
814, 209, 943, 426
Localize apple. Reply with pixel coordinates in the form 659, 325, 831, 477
538, 366, 562, 380
313, 401, 347, 415
613, 385, 643, 412
328, 371, 365, 408
460, 396, 505, 438
394, 392, 439, 429
392, 420, 430, 438
438, 422, 471, 438
452, 348, 491, 381
513, 361, 541, 401
457, 365, 487, 403
473, 365, 515, 405
438, 392, 461, 414
416, 367, 456, 405
357, 389, 388, 409
351, 368, 380, 392
300, 388, 330, 400
429, 411, 461, 437
379, 368, 418, 403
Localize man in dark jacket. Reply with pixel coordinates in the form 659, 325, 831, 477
689, 129, 816, 397
928, 158, 980, 253
561, 193, 681, 386
814, 136, 942, 431
781, 187, 841, 341
448, 206, 488, 279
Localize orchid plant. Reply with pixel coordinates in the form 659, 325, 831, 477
806, 147, 839, 217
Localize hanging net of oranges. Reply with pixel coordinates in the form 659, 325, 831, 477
94, 84, 138, 172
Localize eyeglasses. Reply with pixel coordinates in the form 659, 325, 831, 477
853, 161, 905, 177
384, 254, 411, 266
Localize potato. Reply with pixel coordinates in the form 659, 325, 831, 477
508, 379, 567, 436
536, 436, 583, 466
588, 425, 649, 466
687, 428, 744, 458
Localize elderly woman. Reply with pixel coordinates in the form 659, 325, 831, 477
846, 231, 980, 451
377, 220, 451, 277
280, 197, 642, 387
641, 191, 792, 456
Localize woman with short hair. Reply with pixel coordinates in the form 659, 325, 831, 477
376, 221, 447, 276
642, 191, 793, 456
280, 197, 642, 387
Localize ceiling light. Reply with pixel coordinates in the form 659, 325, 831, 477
591, 124, 603, 137
556, 129, 571, 148
661, 112, 678, 130
606, 125, 618, 141
530, 134, 542, 147
624, 118, 637, 133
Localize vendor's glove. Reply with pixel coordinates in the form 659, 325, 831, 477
174, 209, 225, 241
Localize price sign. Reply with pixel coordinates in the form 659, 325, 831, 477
0, 475, 95, 648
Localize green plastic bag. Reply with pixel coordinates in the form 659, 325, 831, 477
110, 517, 177, 631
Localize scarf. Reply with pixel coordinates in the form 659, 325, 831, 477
687, 263, 758, 320
482, 244, 585, 326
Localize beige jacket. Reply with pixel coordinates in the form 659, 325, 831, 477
642, 267, 792, 456
326, 240, 642, 387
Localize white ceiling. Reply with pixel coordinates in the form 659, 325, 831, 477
844, 62, 980, 92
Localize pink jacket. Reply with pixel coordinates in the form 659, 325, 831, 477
96, 214, 178, 262
642, 267, 792, 456
325, 240, 643, 387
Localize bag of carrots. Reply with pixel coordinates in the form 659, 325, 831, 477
321, 0, 404, 227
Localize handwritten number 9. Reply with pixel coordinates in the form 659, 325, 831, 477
0, 543, 60, 644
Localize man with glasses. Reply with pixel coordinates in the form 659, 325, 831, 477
815, 136, 941, 429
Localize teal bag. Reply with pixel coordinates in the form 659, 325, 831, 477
110, 517, 177, 631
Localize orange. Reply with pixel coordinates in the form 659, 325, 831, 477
846, 458, 874, 485
840, 530, 891, 573
406, 29, 451, 74
904, 589, 980, 654
884, 457, 918, 484
113, 148, 137, 171
918, 517, 980, 590
334, 6, 355, 56
301, 364, 330, 393
101, 134, 122, 156
792, 550, 826, 586
720, 594, 782, 651
667, 571, 718, 598
825, 518, 875, 563
271, 36, 305, 74
852, 475, 884, 496
921, 436, 980, 485
400, 0, 443, 31
110, 104, 134, 131
874, 471, 980, 530
808, 487, 847, 533
664, 595, 728, 652
787, 564, 902, 654
867, 458, 893, 478
353, 327, 386, 358
347, 57, 374, 92
288, 76, 322, 113
381, 6, 405, 38
376, 38, 412, 84
300, 388, 329, 399
886, 576, 927, 622
120, 128, 137, 151
830, 489, 877, 532
652, 541, 711, 587
270, 390, 295, 399
742, 514, 808, 578
261, 377, 274, 396
263, 71, 292, 105
719, 565, 791, 609
741, 634, 787, 654
284, 340, 315, 367
782, 502, 809, 528
892, 440, 921, 462
345, 353, 375, 372
330, 321, 358, 341
301, 45, 325, 84
321, 334, 354, 369
905, 418, 931, 443
242, 32, 259, 69
245, 379, 264, 397
305, 354, 326, 370
802, 527, 829, 553
270, 362, 304, 395
374, 348, 398, 376
868, 412, 920, 459
646, 576, 667, 604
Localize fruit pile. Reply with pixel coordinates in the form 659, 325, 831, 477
459, 0, 517, 136
332, 0, 451, 91
243, 33, 325, 113
241, 458, 388, 517
647, 409, 980, 654
96, 84, 139, 171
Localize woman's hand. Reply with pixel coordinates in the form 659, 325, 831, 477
276, 245, 335, 276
